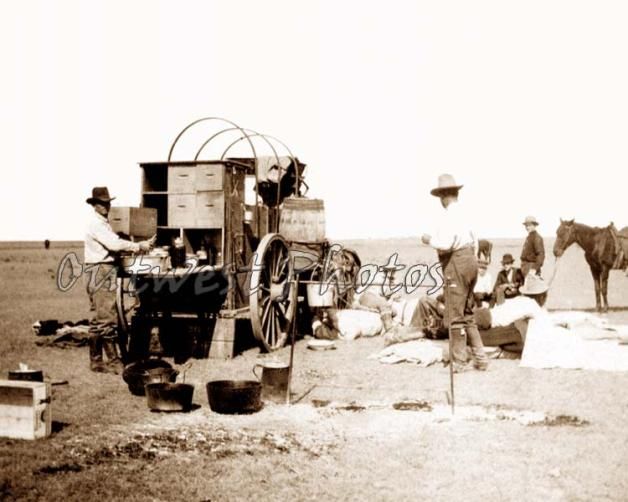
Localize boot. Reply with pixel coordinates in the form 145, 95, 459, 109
467, 325, 489, 371
102, 336, 124, 374
89, 335, 107, 373
450, 327, 470, 372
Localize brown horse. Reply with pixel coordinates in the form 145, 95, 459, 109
553, 219, 621, 312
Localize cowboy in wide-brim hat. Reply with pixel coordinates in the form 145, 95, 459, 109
519, 274, 549, 296
423, 172, 488, 371
522, 215, 539, 226
430, 174, 463, 197
86, 186, 116, 205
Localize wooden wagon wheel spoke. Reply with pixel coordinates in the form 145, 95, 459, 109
249, 233, 297, 352
275, 252, 289, 279
261, 298, 272, 329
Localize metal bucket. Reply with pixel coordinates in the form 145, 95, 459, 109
253, 361, 290, 404
306, 283, 335, 307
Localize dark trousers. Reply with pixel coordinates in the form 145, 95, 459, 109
439, 248, 487, 367
521, 261, 541, 277
409, 296, 445, 338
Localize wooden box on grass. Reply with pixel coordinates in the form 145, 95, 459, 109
0, 380, 51, 440
109, 207, 157, 238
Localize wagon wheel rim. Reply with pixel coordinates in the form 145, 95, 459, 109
250, 233, 296, 351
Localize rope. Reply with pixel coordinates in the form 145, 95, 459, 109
546, 256, 561, 289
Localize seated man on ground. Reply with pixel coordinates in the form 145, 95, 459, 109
492, 253, 525, 306
350, 265, 403, 332
384, 275, 550, 354
311, 265, 399, 340
473, 259, 493, 308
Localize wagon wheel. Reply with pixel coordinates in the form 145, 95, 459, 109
250, 233, 297, 351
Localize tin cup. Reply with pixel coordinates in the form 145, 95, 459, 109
252, 361, 290, 404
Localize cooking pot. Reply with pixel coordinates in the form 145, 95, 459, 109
206, 380, 262, 414
122, 359, 178, 396
145, 383, 194, 412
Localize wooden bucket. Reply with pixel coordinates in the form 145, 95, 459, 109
279, 198, 325, 243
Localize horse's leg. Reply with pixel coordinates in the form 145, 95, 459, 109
590, 266, 602, 312
601, 267, 610, 313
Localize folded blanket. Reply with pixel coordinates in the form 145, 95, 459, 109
368, 340, 443, 366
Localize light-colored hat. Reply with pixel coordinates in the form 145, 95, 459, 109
86, 186, 116, 205
430, 174, 463, 197
523, 215, 539, 226
519, 274, 549, 295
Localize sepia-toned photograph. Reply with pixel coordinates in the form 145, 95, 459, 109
1, 1, 628, 500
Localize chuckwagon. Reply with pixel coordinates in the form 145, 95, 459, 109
111, 117, 358, 360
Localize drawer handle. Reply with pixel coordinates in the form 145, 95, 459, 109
177, 205, 187, 208
112, 218, 122, 222
178, 174, 189, 178
205, 204, 214, 208
205, 173, 214, 177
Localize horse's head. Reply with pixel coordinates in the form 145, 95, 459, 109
553, 219, 576, 257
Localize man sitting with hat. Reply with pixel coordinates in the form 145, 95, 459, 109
492, 253, 525, 306
388, 274, 551, 354
521, 216, 545, 277
473, 259, 494, 308
84, 186, 154, 374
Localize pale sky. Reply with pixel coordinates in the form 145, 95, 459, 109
1, 0, 627, 241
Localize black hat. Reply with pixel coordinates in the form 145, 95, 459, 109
501, 253, 515, 265
86, 186, 116, 205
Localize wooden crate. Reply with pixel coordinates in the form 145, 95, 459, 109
196, 164, 224, 191
0, 380, 51, 440
168, 194, 196, 227
109, 207, 157, 238
208, 317, 237, 359
168, 166, 196, 193
195, 192, 224, 228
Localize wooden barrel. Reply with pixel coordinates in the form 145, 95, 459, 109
279, 198, 326, 243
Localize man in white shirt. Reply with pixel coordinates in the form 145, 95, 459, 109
421, 174, 488, 372
473, 259, 493, 307
84, 186, 153, 374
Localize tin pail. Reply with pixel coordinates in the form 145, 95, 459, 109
252, 361, 290, 404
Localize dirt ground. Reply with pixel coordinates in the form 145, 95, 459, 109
1, 240, 628, 501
